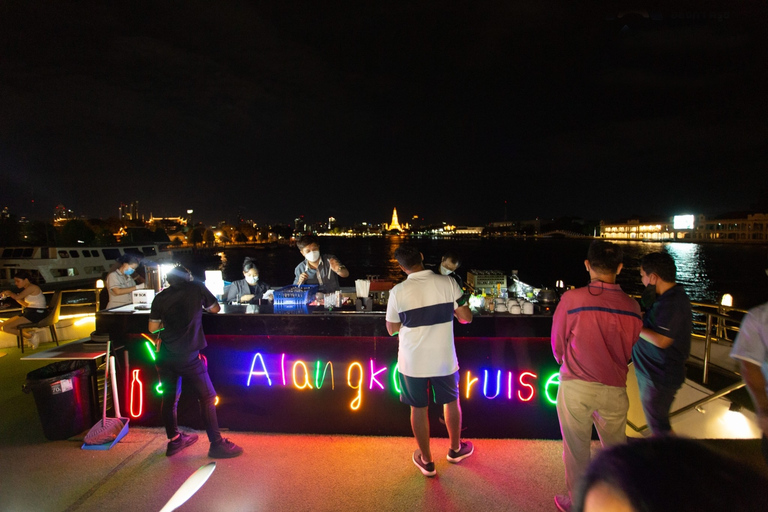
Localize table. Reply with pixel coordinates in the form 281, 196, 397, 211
21, 338, 109, 361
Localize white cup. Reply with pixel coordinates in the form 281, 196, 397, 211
523, 302, 534, 315
510, 304, 521, 314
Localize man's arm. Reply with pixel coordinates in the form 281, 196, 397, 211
386, 321, 401, 336
739, 360, 768, 436
148, 320, 162, 333
551, 298, 568, 364
639, 327, 674, 349
206, 302, 221, 313
454, 304, 472, 324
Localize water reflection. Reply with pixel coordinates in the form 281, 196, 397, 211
664, 243, 714, 304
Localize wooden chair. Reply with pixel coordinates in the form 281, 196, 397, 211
17, 290, 62, 353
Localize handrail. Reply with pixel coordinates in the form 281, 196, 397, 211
627, 380, 746, 433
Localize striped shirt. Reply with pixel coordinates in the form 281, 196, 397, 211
552, 282, 642, 387
386, 270, 462, 377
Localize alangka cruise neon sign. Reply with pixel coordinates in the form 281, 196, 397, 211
128, 346, 561, 418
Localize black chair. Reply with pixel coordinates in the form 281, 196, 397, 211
17, 290, 62, 353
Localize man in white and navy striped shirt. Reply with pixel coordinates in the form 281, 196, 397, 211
386, 244, 473, 477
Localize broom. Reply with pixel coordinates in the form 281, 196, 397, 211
84, 339, 124, 445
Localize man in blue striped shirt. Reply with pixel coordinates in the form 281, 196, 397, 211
386, 244, 473, 477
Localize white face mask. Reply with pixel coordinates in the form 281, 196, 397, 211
305, 250, 320, 263
440, 265, 452, 276
245, 275, 259, 284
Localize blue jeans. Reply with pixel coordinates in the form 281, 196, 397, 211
636, 373, 680, 435
156, 351, 222, 443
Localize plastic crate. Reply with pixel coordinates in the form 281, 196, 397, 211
273, 285, 318, 306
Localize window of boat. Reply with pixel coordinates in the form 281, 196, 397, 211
20, 269, 44, 283
22, 248, 34, 258
85, 265, 106, 274
13, 248, 25, 258
1, 249, 12, 258
51, 268, 79, 278
90, 249, 101, 257
69, 250, 80, 258
102, 249, 121, 260
58, 251, 69, 258
142, 246, 157, 256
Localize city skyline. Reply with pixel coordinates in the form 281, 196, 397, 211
2, 3, 767, 226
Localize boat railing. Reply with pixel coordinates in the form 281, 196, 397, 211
690, 303, 747, 384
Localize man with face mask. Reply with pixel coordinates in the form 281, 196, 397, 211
293, 234, 349, 293
434, 251, 464, 289
632, 252, 692, 437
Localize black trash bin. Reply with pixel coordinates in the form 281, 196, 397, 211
23, 361, 94, 441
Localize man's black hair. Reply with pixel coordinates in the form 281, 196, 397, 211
296, 234, 319, 251
640, 252, 677, 282
587, 241, 623, 274
442, 251, 461, 266
394, 244, 423, 271
166, 265, 192, 286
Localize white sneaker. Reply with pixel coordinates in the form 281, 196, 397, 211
29, 330, 40, 349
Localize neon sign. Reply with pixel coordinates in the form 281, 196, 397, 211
244, 352, 559, 410
128, 350, 561, 420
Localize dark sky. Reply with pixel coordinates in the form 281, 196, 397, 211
1, 1, 766, 227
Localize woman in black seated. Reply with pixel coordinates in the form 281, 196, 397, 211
225, 257, 269, 304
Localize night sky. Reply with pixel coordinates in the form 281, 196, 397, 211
1, 1, 766, 227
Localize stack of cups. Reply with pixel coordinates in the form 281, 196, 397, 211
355, 279, 371, 300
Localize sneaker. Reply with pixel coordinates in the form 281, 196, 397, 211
29, 331, 40, 349
412, 450, 436, 477
166, 432, 198, 456
554, 494, 572, 512
208, 438, 244, 459
447, 440, 474, 463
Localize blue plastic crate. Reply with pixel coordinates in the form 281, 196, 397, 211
273, 285, 318, 306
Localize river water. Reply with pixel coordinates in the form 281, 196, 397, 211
210, 238, 768, 310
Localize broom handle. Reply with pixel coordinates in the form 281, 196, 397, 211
109, 356, 121, 418
102, 339, 111, 426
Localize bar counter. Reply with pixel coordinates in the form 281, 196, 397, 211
96, 303, 561, 439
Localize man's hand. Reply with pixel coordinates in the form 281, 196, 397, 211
298, 272, 308, 285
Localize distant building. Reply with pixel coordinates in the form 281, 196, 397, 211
119, 200, 140, 221
384, 208, 409, 232
600, 213, 768, 242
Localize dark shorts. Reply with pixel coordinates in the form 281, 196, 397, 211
398, 371, 460, 408
22, 308, 48, 323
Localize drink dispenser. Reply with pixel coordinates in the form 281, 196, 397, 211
143, 263, 163, 293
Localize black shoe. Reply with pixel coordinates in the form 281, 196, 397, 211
208, 438, 244, 459
166, 432, 199, 456
447, 440, 474, 463
412, 450, 436, 477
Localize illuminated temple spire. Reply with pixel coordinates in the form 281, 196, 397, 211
389, 208, 402, 232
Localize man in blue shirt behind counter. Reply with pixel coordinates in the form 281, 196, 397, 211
632, 252, 692, 436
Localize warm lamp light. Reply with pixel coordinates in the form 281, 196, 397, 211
96, 279, 105, 289
721, 294, 733, 307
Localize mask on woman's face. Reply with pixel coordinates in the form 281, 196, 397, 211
245, 275, 259, 284
440, 265, 452, 276
305, 250, 321, 263
124, 267, 135, 276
